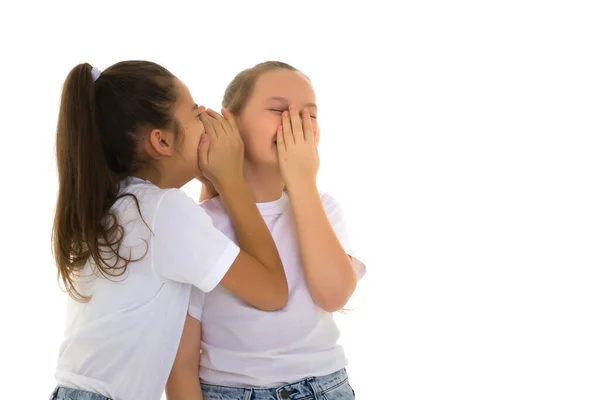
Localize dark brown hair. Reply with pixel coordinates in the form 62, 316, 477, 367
53, 61, 179, 301
222, 61, 303, 115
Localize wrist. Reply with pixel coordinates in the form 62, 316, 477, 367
217, 178, 252, 204
213, 174, 245, 193
287, 183, 323, 222
285, 178, 319, 199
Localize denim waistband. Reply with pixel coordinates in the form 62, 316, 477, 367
200, 368, 350, 399
50, 386, 112, 400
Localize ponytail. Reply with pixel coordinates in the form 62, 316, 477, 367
53, 63, 123, 301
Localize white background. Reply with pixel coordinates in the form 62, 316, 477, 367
0, 1, 599, 399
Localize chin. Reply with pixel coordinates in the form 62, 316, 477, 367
249, 156, 278, 169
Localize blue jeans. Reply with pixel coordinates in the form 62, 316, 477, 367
200, 368, 355, 400
50, 386, 111, 400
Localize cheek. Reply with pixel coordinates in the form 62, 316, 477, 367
242, 117, 279, 146
181, 121, 203, 150
262, 112, 281, 130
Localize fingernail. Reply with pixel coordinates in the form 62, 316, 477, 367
289, 105, 296, 111
283, 111, 288, 117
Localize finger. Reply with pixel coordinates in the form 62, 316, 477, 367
276, 125, 285, 154
289, 105, 304, 142
282, 110, 294, 146
221, 108, 238, 138
200, 113, 218, 139
206, 109, 228, 137
301, 108, 314, 145
197, 133, 211, 168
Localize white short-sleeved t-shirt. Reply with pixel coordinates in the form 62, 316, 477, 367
54, 178, 240, 400
190, 191, 366, 388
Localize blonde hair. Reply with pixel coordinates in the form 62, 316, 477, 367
222, 61, 305, 115
223, 62, 354, 313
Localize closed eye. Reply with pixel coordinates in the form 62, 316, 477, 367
269, 109, 317, 119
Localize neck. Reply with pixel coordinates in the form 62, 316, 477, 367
243, 162, 285, 203
135, 166, 187, 189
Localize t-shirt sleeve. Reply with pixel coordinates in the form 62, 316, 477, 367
151, 189, 240, 292
321, 192, 366, 280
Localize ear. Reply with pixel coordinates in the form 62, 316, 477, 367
234, 113, 243, 127
148, 128, 176, 157
233, 114, 247, 138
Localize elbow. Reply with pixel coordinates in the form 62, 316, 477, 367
313, 276, 357, 312
314, 287, 356, 313
315, 295, 350, 313
260, 288, 289, 311
260, 294, 288, 311
257, 275, 289, 311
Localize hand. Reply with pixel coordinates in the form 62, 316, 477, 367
194, 105, 210, 185
276, 105, 320, 193
198, 108, 245, 192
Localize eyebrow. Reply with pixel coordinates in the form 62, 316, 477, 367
268, 96, 318, 109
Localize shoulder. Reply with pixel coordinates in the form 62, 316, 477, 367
117, 179, 176, 208
152, 189, 218, 229
111, 181, 175, 221
116, 181, 202, 226
156, 188, 196, 209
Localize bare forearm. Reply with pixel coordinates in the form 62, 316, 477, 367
288, 185, 357, 311
219, 182, 286, 283
166, 315, 203, 400
165, 368, 203, 400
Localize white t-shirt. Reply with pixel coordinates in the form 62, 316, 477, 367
54, 178, 240, 400
190, 191, 366, 387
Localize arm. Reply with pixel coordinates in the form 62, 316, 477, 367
196, 139, 286, 309
165, 314, 203, 400
153, 107, 288, 310
288, 185, 357, 312
218, 181, 288, 310
276, 106, 356, 312
154, 187, 288, 311
198, 165, 286, 309
197, 177, 287, 309
199, 109, 287, 310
